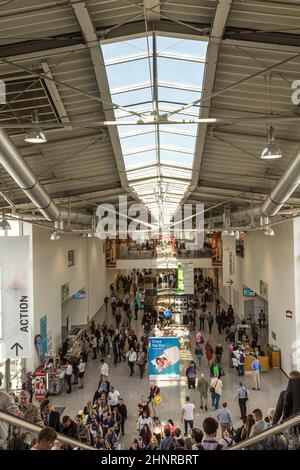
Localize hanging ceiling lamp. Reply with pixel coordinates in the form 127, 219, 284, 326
0, 209, 11, 230
24, 110, 47, 144
260, 126, 282, 160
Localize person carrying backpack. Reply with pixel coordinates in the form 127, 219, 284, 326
235, 382, 249, 419
197, 417, 223, 450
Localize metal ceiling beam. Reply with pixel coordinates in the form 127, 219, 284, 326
143, 0, 160, 21
40, 61, 71, 128
183, 0, 233, 204
69, 0, 135, 198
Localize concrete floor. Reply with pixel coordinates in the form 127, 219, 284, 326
51, 299, 288, 449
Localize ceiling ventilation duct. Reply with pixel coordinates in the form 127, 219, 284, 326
261, 149, 300, 217
0, 129, 60, 221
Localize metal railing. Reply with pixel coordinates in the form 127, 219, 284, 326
230, 412, 300, 450
0, 410, 97, 450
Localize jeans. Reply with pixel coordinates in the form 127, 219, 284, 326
139, 364, 145, 378
211, 392, 220, 409
128, 362, 135, 376
200, 319, 205, 330
184, 419, 194, 435
187, 378, 196, 389
196, 356, 202, 368
199, 393, 207, 409
237, 364, 244, 376
65, 374, 72, 393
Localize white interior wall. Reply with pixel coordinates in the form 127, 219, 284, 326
244, 220, 296, 374
29, 226, 106, 369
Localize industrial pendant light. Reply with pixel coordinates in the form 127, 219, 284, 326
50, 230, 60, 240
0, 209, 11, 230
260, 126, 282, 160
24, 110, 47, 144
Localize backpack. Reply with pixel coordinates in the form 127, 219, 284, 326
239, 353, 245, 363
198, 440, 223, 451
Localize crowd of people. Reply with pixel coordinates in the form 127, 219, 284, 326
1, 269, 300, 451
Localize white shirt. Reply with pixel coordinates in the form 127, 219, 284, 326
99, 362, 109, 377
66, 364, 73, 376
107, 390, 120, 406
182, 403, 195, 421
127, 351, 137, 362
78, 362, 85, 373
210, 377, 223, 396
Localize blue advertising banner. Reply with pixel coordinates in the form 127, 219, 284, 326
148, 337, 180, 380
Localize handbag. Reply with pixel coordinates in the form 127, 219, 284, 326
153, 393, 163, 406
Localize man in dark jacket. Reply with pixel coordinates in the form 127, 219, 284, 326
40, 399, 60, 432
282, 371, 300, 420
61, 415, 79, 449
273, 390, 286, 425
116, 398, 127, 436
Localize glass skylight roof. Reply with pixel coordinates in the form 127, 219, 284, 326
101, 34, 208, 225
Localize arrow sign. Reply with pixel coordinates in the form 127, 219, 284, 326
226, 279, 233, 286
10, 342, 24, 356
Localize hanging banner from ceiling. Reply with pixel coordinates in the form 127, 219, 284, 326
0, 236, 33, 360
211, 233, 222, 267
222, 235, 237, 287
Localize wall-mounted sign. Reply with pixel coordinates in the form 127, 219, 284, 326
61, 282, 70, 303
259, 280, 268, 298
243, 288, 256, 297
286, 310, 293, 318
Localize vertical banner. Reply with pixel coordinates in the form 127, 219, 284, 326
40, 315, 47, 362
1, 237, 33, 360
105, 239, 116, 268
212, 233, 222, 267
33, 370, 48, 400
222, 236, 237, 287
148, 337, 180, 380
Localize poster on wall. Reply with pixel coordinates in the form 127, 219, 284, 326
40, 316, 47, 363
61, 283, 69, 303
105, 239, 116, 268
148, 337, 180, 380
211, 233, 222, 267
259, 280, 268, 298
33, 370, 48, 400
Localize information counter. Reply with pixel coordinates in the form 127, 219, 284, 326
245, 354, 269, 373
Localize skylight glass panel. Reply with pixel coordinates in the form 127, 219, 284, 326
107, 59, 152, 90
160, 149, 193, 167
102, 36, 153, 61
102, 34, 208, 223
124, 150, 156, 168
158, 86, 201, 105
159, 132, 195, 150
156, 36, 207, 59
121, 133, 156, 153
157, 58, 205, 88
112, 87, 153, 107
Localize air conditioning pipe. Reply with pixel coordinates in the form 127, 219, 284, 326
261, 149, 300, 217
0, 129, 60, 221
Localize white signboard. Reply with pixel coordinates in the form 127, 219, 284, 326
183, 263, 194, 295
0, 237, 33, 359
222, 236, 236, 287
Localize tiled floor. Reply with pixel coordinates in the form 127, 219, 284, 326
51, 299, 288, 449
